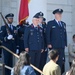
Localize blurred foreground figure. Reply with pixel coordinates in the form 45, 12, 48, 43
43, 50, 61, 75
11, 51, 36, 75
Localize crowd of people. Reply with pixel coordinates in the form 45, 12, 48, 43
0, 8, 74, 75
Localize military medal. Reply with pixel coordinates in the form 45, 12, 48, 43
30, 29, 33, 35
40, 29, 42, 33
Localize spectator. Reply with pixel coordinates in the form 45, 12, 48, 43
66, 60, 75, 75
68, 34, 75, 67
11, 51, 36, 75
43, 49, 61, 75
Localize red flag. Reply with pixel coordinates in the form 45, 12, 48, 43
19, 0, 29, 24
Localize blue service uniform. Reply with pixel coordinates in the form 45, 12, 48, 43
0, 28, 3, 57
16, 25, 26, 53
24, 24, 44, 69
1, 25, 17, 75
39, 24, 47, 70
46, 19, 67, 71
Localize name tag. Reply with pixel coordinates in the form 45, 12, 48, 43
40, 29, 42, 33
52, 26, 56, 28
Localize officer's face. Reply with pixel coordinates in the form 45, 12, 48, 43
7, 18, 13, 24
55, 13, 62, 21
39, 18, 43, 24
32, 18, 39, 26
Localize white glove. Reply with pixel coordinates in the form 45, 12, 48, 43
7, 35, 13, 40
16, 49, 19, 54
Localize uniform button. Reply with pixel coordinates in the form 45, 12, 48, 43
38, 38, 39, 40
38, 40, 39, 42
37, 35, 39, 36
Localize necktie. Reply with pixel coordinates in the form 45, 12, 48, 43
58, 21, 62, 27
10, 25, 13, 30
35, 27, 38, 30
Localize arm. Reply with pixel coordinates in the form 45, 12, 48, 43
24, 27, 30, 51
64, 24, 67, 47
25, 66, 36, 75
46, 22, 52, 48
11, 68, 14, 75
54, 66, 61, 75
68, 44, 75, 58
1, 26, 8, 42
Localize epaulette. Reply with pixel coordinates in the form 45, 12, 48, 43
25, 25, 30, 27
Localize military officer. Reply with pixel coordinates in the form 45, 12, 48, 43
24, 14, 44, 75
1, 13, 17, 75
36, 12, 47, 71
46, 9, 67, 74
16, 20, 29, 54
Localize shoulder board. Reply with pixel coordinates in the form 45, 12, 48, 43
25, 25, 30, 27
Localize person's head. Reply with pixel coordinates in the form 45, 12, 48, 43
5, 13, 14, 24
38, 12, 44, 24
42, 18, 46, 25
14, 51, 30, 75
73, 34, 75, 42
69, 60, 75, 75
53, 9, 63, 21
49, 49, 59, 62
32, 14, 39, 26
39, 17, 43, 24
19, 51, 30, 65
33, 12, 44, 24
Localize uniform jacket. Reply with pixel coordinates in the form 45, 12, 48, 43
46, 19, 67, 49
16, 25, 26, 51
1, 25, 17, 52
24, 24, 44, 51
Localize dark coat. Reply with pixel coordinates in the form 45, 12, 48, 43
46, 19, 67, 49
1, 25, 17, 52
24, 24, 44, 51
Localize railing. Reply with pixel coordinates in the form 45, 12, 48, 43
0, 46, 43, 75
0, 63, 12, 75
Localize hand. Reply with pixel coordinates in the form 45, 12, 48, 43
25, 48, 29, 52
14, 30, 18, 34
16, 49, 19, 54
65, 46, 67, 47
7, 35, 13, 40
41, 49, 44, 53
48, 44, 52, 48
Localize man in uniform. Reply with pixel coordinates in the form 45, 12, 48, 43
46, 9, 67, 74
1, 13, 17, 75
24, 14, 44, 75
36, 12, 47, 71
16, 20, 29, 54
